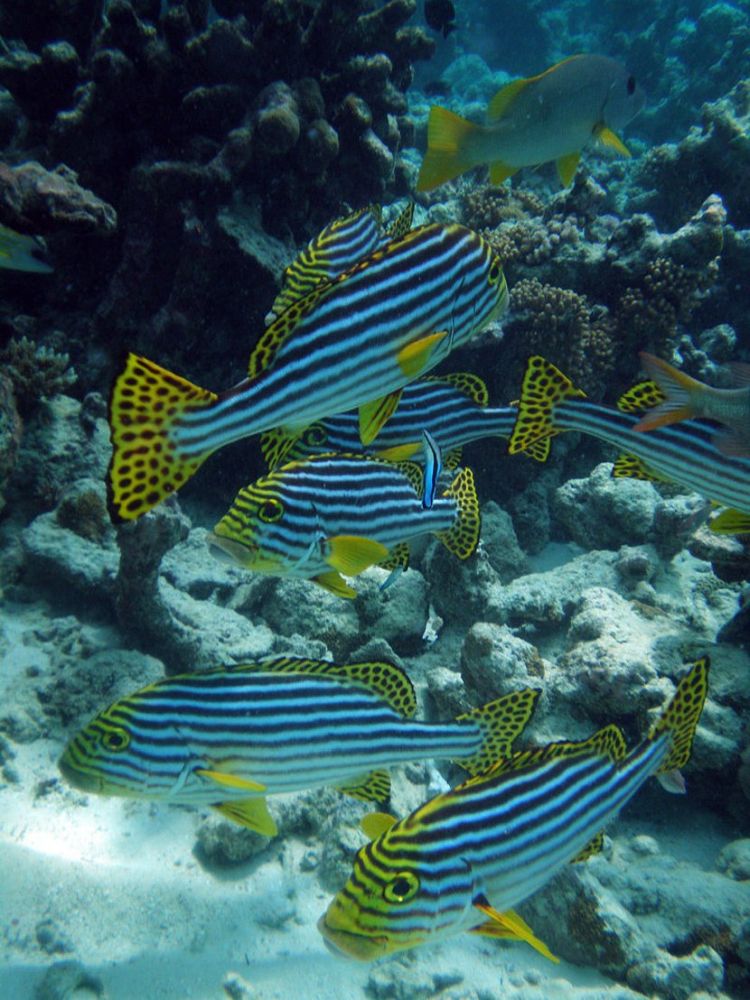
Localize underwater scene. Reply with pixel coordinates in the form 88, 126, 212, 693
1, 0, 749, 998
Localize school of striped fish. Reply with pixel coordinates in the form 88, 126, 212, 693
59, 96, 744, 970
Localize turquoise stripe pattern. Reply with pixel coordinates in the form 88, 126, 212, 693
173, 223, 507, 455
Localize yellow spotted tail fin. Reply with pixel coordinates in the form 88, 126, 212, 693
454, 687, 540, 776
416, 106, 480, 192
107, 352, 218, 522
508, 356, 586, 455
648, 657, 709, 774
436, 466, 480, 559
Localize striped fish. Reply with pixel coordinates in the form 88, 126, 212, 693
107, 219, 506, 522
0, 223, 53, 273
508, 356, 750, 531
319, 658, 709, 960
209, 452, 481, 598
58, 656, 540, 837
259, 373, 549, 470
267, 202, 415, 322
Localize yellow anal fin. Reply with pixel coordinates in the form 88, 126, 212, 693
417, 106, 479, 192
596, 125, 631, 157
238, 656, 416, 718
454, 688, 540, 776
196, 769, 267, 792
379, 541, 410, 573
508, 355, 586, 455
612, 453, 669, 483
360, 389, 403, 446
313, 571, 357, 599
489, 160, 517, 185
107, 352, 218, 522
396, 331, 447, 380
472, 897, 559, 964
436, 466, 480, 560
556, 150, 581, 187
426, 372, 489, 406
375, 442, 421, 462
617, 380, 666, 414
337, 769, 391, 803
709, 508, 750, 535
361, 810, 397, 840
571, 831, 605, 863
523, 437, 550, 463
212, 797, 277, 837
325, 535, 390, 576
649, 657, 710, 774
443, 447, 463, 471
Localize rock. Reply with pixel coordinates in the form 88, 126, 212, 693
259, 578, 361, 660
33, 960, 105, 1000
0, 160, 116, 235
479, 501, 529, 582
716, 839, 750, 881
627, 945, 725, 1000
195, 818, 271, 867
354, 568, 429, 655
460, 623, 545, 704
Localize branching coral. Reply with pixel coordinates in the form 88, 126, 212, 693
1, 335, 77, 415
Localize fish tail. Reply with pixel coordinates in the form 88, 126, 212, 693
508, 356, 586, 455
416, 106, 479, 191
454, 688, 540, 776
648, 657, 709, 776
108, 352, 218, 522
436, 466, 480, 559
632, 353, 702, 431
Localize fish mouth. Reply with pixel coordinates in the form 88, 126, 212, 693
58, 753, 105, 794
206, 531, 259, 567
317, 914, 389, 961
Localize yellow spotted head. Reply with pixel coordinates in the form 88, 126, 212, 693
208, 476, 301, 575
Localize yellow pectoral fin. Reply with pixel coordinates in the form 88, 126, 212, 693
313, 571, 357, 599
396, 331, 447, 379
196, 769, 267, 793
375, 442, 421, 462
596, 126, 631, 157
360, 389, 403, 445
556, 151, 581, 187
709, 508, 750, 535
212, 798, 277, 837
361, 811, 398, 840
472, 899, 559, 963
488, 160, 517, 185
325, 535, 390, 576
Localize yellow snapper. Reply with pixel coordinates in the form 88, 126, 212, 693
417, 54, 645, 190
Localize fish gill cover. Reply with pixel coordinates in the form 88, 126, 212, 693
0, 2, 749, 999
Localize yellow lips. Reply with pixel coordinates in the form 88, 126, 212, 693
316, 913, 389, 961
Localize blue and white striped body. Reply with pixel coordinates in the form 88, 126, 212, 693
171, 224, 507, 456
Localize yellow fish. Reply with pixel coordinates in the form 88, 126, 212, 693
417, 54, 645, 191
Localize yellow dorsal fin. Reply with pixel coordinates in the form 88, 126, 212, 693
648, 657, 709, 774
436, 466, 480, 559
443, 447, 463, 470
471, 898, 559, 963
426, 372, 489, 407
508, 355, 586, 455
361, 811, 398, 840
107, 353, 218, 522
337, 769, 391, 803
248, 279, 336, 378
595, 125, 631, 157
612, 452, 669, 483
196, 769, 267, 792
488, 161, 517, 185
324, 535, 390, 576
556, 150, 581, 187
374, 442, 421, 462
394, 459, 424, 495
617, 380, 666, 413
359, 389, 403, 446
523, 437, 551, 463
313, 570, 357, 599
259, 427, 300, 469
386, 201, 414, 238
571, 832, 605, 863
235, 656, 417, 717
487, 77, 530, 120
396, 331, 447, 379
212, 797, 277, 836
453, 688, 540, 776
709, 508, 750, 535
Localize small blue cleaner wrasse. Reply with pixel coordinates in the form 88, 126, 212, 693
508, 356, 750, 534
417, 54, 645, 191
58, 656, 541, 837
107, 219, 507, 522
634, 351, 750, 458
0, 223, 53, 273
319, 658, 708, 960
260, 372, 550, 470
208, 452, 481, 598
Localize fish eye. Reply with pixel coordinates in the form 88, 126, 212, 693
258, 498, 284, 522
383, 871, 420, 903
101, 727, 130, 752
305, 426, 327, 447
488, 256, 504, 286
627, 75, 636, 95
